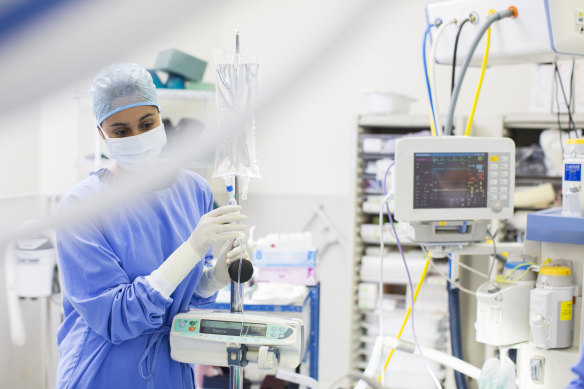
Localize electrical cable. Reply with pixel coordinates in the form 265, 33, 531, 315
464, 12, 493, 136
444, 8, 516, 135
426, 254, 477, 296
422, 250, 475, 296
430, 19, 457, 135
378, 256, 431, 379
569, 59, 578, 137
494, 262, 536, 284
451, 19, 470, 95
380, 163, 442, 389
378, 191, 392, 352
554, 62, 577, 135
486, 230, 505, 277
423, 22, 440, 136
554, 71, 567, 154
449, 257, 489, 279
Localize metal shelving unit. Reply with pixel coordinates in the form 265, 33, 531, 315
350, 114, 467, 388
503, 113, 584, 236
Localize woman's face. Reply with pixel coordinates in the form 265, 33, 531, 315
98, 105, 160, 139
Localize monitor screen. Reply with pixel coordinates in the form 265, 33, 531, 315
199, 319, 267, 337
413, 152, 488, 209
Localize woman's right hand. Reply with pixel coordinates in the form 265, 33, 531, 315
187, 205, 247, 257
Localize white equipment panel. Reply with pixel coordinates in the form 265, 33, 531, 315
426, 0, 584, 66
170, 311, 303, 369
394, 136, 515, 222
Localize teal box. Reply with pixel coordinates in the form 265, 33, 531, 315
153, 49, 207, 82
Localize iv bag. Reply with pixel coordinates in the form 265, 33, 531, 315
212, 49, 261, 200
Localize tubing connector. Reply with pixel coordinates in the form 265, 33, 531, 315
508, 6, 518, 18
469, 12, 479, 24
434, 18, 443, 27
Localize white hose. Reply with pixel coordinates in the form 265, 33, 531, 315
384, 336, 481, 380
429, 20, 456, 136
354, 336, 385, 389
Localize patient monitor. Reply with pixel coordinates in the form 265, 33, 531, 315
394, 136, 515, 243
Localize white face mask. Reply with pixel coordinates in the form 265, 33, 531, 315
101, 123, 167, 172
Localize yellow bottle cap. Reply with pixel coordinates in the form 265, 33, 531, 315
540, 266, 571, 276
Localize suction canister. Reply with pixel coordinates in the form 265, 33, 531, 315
475, 262, 535, 346
529, 266, 574, 349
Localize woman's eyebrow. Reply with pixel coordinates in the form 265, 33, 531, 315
139, 113, 154, 121
109, 113, 154, 127
110, 122, 128, 127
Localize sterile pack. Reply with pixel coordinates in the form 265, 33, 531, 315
212, 48, 261, 200
251, 232, 318, 268
254, 267, 318, 286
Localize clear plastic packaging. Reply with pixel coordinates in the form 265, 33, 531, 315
212, 48, 261, 200
562, 139, 584, 216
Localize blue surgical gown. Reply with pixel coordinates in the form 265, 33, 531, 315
569, 345, 584, 388
55, 168, 216, 389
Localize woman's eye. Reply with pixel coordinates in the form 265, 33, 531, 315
114, 129, 128, 137
140, 122, 154, 130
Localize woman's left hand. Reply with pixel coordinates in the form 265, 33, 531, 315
214, 238, 251, 285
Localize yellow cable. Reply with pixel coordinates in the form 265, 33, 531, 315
429, 112, 437, 136
495, 262, 536, 283
377, 256, 431, 381
464, 13, 493, 136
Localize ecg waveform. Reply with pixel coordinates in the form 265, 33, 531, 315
413, 153, 487, 209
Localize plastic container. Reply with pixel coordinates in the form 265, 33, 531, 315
363, 91, 415, 114
529, 266, 574, 349
562, 139, 584, 216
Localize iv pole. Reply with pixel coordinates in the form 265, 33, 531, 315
230, 176, 244, 389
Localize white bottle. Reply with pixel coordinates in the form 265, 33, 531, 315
562, 139, 584, 216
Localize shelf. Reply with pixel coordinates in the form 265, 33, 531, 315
359, 153, 394, 160
503, 113, 584, 130
156, 88, 215, 99
526, 207, 584, 245
358, 114, 431, 128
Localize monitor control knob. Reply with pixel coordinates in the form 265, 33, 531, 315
491, 201, 503, 213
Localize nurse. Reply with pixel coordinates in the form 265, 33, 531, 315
55, 63, 249, 388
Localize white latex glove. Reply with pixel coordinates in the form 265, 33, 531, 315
195, 238, 251, 298
147, 205, 247, 299
213, 238, 251, 285
187, 205, 247, 258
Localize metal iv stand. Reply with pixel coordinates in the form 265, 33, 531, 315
229, 176, 244, 389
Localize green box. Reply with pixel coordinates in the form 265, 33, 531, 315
153, 49, 207, 82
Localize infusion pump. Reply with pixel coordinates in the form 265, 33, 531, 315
170, 311, 303, 370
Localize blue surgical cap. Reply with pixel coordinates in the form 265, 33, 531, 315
90, 63, 160, 125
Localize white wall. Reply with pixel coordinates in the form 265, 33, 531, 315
0, 0, 571, 387
0, 106, 40, 197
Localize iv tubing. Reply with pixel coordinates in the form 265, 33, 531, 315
423, 22, 439, 135
430, 19, 456, 135
381, 164, 442, 389
464, 23, 491, 136
444, 8, 515, 135
378, 256, 431, 379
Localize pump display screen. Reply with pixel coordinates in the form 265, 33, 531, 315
199, 319, 267, 337
413, 152, 488, 209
